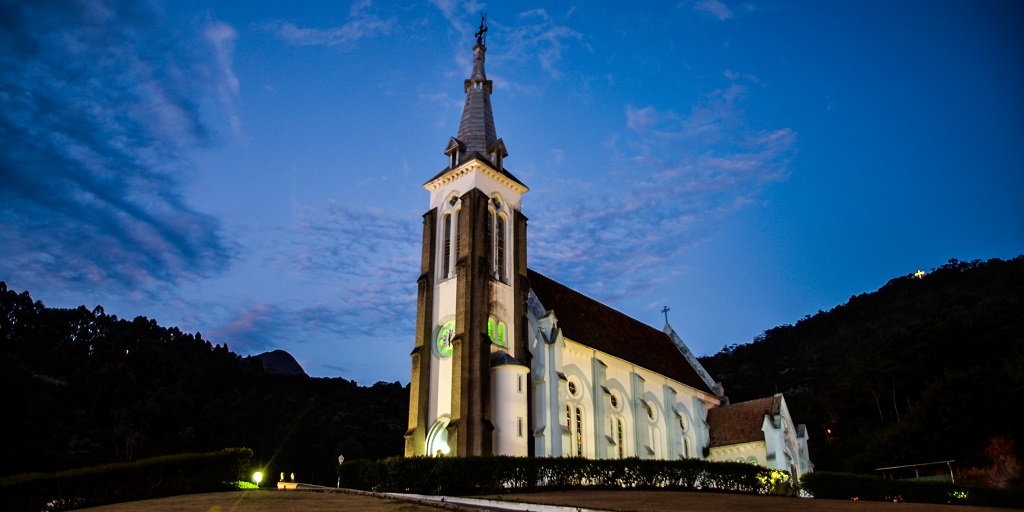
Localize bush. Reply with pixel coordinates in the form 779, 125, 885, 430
338, 456, 791, 496
800, 471, 1024, 509
0, 448, 252, 512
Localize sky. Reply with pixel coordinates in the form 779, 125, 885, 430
2, 0, 1022, 384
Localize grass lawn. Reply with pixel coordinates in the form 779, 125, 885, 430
76, 488, 1013, 512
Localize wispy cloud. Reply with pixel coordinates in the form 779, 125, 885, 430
266, 0, 394, 49
430, 0, 485, 37
530, 85, 795, 300
206, 202, 420, 365
693, 0, 734, 20
499, 9, 583, 79
204, 20, 243, 138
0, 1, 236, 291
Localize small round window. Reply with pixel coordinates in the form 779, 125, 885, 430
609, 393, 619, 409
567, 381, 578, 397
646, 402, 655, 421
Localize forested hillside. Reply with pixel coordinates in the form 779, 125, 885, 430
700, 256, 1024, 484
0, 282, 408, 485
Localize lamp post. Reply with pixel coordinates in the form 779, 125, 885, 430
253, 471, 263, 488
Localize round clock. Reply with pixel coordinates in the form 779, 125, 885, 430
436, 320, 455, 358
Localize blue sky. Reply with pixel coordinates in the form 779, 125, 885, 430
2, 0, 1021, 384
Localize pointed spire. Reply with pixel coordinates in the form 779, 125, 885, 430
453, 15, 501, 163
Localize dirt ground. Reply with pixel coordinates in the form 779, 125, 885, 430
481, 489, 1016, 512
77, 490, 441, 512
77, 488, 1016, 512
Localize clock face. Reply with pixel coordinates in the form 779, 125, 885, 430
436, 320, 455, 358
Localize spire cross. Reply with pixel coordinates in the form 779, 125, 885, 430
661, 306, 671, 324
475, 13, 488, 46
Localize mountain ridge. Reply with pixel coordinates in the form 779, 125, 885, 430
699, 256, 1024, 484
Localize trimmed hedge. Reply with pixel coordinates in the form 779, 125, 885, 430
800, 471, 1024, 509
338, 456, 791, 496
0, 448, 252, 512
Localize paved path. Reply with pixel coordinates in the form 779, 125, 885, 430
386, 493, 610, 512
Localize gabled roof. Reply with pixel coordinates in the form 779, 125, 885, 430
707, 395, 782, 447
423, 153, 527, 189
526, 269, 715, 396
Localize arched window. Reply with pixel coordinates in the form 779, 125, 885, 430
565, 403, 585, 457
616, 417, 625, 459
496, 321, 506, 347
649, 425, 661, 458
486, 209, 494, 272
575, 406, 584, 457
442, 213, 452, 278
495, 214, 506, 281
566, 404, 571, 433
679, 414, 690, 458
487, 316, 495, 342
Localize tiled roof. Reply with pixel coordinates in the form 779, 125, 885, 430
526, 269, 715, 395
457, 44, 497, 155
707, 395, 781, 447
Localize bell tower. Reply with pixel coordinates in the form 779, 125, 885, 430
406, 16, 531, 458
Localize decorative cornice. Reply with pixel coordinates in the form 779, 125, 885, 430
423, 160, 529, 195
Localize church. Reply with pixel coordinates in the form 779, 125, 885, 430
404, 22, 812, 481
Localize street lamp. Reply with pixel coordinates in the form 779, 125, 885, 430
253, 471, 263, 487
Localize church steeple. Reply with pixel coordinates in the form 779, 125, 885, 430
409, 15, 529, 459
449, 15, 505, 167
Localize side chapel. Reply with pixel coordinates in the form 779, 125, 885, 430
405, 21, 812, 480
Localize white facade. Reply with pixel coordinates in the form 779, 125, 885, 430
525, 285, 720, 460
708, 394, 813, 481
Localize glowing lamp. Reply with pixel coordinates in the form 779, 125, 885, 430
253, 471, 263, 486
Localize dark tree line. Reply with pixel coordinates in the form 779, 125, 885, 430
0, 283, 408, 485
699, 256, 1024, 483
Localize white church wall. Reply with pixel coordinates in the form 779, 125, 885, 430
561, 360, 594, 458
426, 277, 458, 427
527, 305, 567, 458
559, 338, 716, 462
491, 363, 529, 456
709, 441, 767, 466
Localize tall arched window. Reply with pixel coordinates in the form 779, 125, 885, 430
616, 417, 625, 459
575, 406, 584, 457
495, 214, 506, 281
679, 415, 690, 458
486, 209, 494, 272
442, 213, 452, 278
496, 321, 506, 347
487, 316, 495, 342
566, 403, 585, 457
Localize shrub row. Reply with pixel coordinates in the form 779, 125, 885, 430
800, 471, 1024, 509
0, 447, 252, 512
338, 456, 791, 496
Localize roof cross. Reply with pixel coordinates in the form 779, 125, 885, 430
661, 306, 671, 324
475, 13, 488, 46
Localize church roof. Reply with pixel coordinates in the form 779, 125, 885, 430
458, 43, 497, 156
526, 269, 715, 396
707, 395, 782, 447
